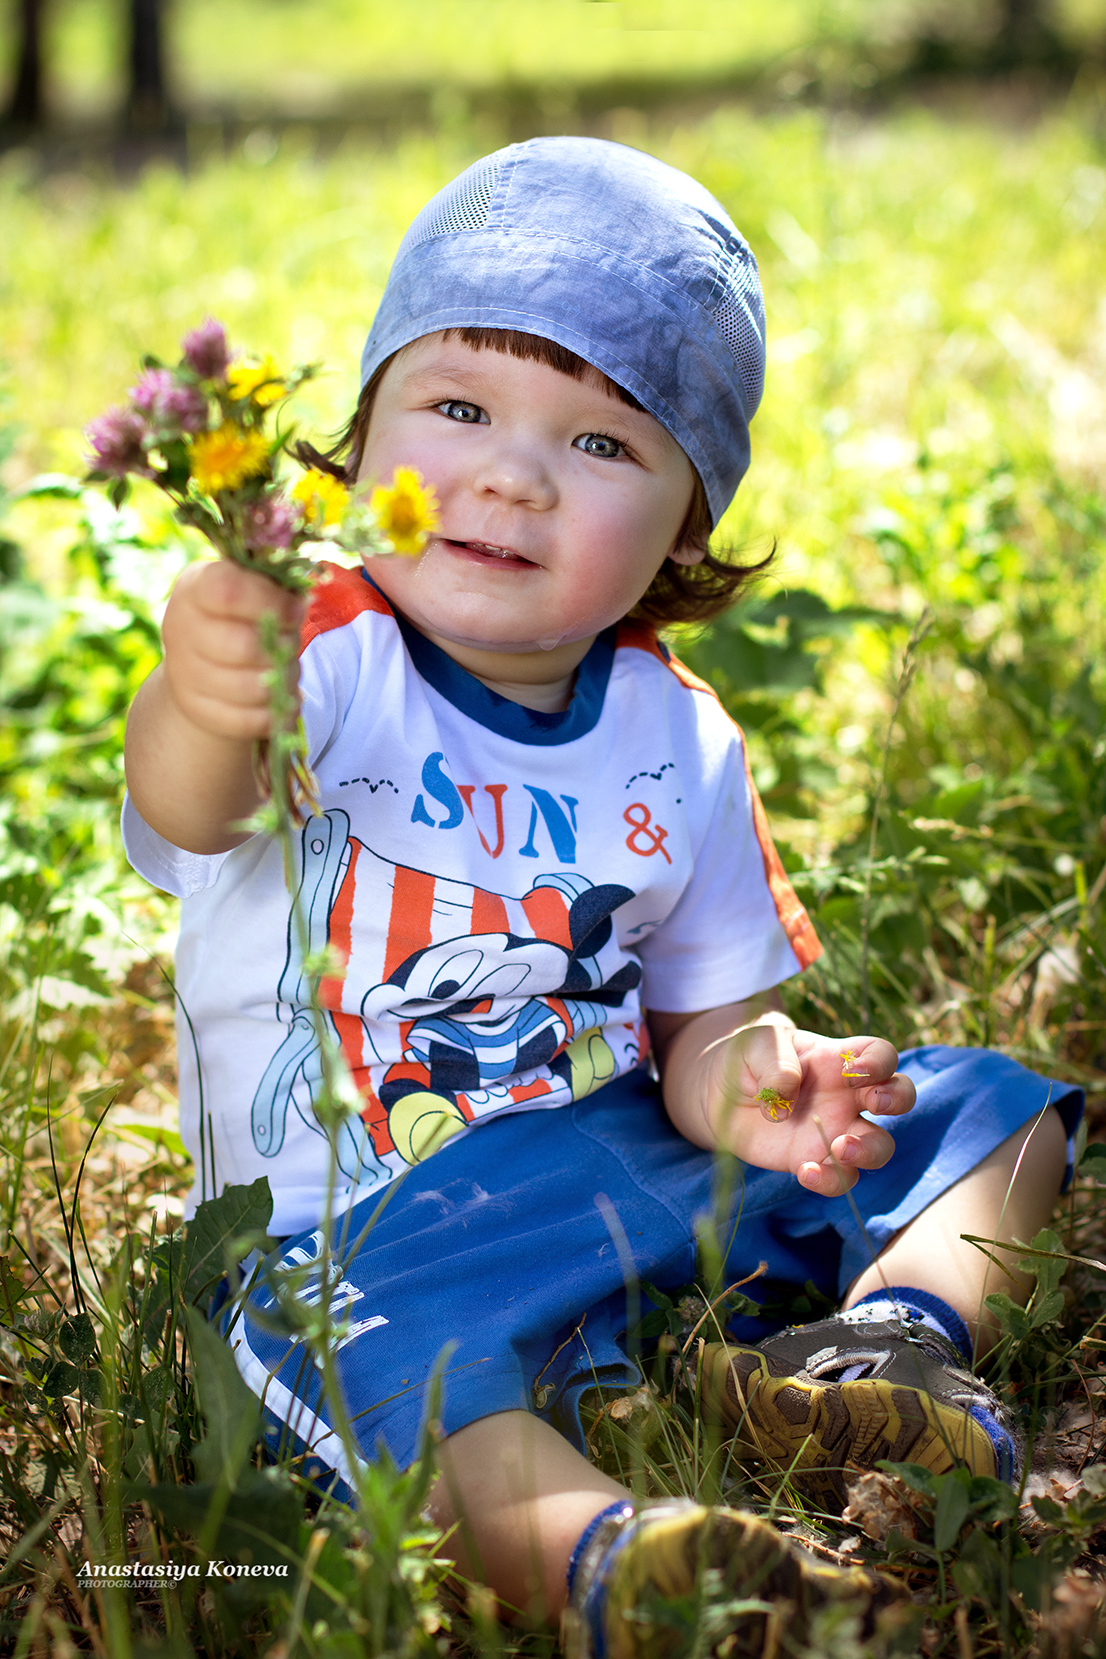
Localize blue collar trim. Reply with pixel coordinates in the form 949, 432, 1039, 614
360, 569, 615, 746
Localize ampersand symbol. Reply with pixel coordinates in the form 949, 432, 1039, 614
623, 802, 672, 864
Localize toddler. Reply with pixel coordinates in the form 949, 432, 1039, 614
124, 138, 1082, 1654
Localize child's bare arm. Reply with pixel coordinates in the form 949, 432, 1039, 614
124, 561, 304, 855
648, 997, 916, 1197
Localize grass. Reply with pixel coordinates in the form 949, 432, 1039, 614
3, 91, 1106, 1655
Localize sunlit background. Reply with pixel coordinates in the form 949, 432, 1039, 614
4, 0, 1106, 1028
3, 11, 1106, 1645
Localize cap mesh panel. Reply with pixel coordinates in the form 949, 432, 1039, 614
711, 245, 766, 415
397, 155, 505, 259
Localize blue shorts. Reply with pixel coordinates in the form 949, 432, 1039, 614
227, 1046, 1081, 1496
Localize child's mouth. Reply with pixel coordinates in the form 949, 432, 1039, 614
443, 538, 535, 569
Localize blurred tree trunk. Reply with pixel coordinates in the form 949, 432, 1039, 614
3, 0, 46, 129
997, 0, 1055, 59
125, 0, 171, 131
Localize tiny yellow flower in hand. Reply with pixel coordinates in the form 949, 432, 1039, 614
189, 423, 270, 493
370, 466, 440, 556
293, 468, 350, 528
757, 1086, 794, 1122
226, 354, 286, 407
841, 1049, 869, 1079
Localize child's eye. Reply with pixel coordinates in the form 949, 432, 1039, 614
437, 399, 485, 424
574, 432, 624, 460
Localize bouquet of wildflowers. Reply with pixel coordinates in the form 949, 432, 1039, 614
86, 317, 438, 823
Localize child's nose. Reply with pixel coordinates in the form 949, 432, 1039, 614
470, 439, 557, 510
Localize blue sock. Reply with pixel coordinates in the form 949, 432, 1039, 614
841, 1285, 972, 1361
840, 1286, 1018, 1482
566, 1500, 637, 1597
566, 1500, 637, 1659
567, 1498, 712, 1656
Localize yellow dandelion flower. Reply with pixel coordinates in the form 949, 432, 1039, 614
756, 1086, 793, 1121
189, 424, 270, 494
369, 466, 440, 556
226, 354, 286, 407
293, 468, 350, 528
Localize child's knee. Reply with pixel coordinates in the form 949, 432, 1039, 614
990, 1101, 1068, 1191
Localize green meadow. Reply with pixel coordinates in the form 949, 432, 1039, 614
3, 88, 1106, 1655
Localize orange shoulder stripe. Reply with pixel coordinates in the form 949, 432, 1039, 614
301, 562, 393, 653
616, 622, 820, 968
739, 740, 822, 970
615, 619, 670, 663
614, 621, 721, 700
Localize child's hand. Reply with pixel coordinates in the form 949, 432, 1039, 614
712, 1023, 916, 1196
161, 560, 305, 740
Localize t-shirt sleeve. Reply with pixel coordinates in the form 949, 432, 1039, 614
636, 718, 821, 1013
120, 793, 232, 899
119, 609, 352, 899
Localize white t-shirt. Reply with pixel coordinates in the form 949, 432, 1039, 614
124, 565, 820, 1236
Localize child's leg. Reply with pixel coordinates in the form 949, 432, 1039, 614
842, 1104, 1068, 1355
427, 1407, 902, 1649
427, 1409, 624, 1621
696, 1104, 1071, 1504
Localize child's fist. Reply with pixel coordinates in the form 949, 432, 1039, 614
160, 560, 305, 741
715, 1024, 916, 1197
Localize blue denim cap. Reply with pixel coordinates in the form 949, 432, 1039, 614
359, 136, 766, 526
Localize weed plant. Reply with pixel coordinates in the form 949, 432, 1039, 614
2, 98, 1106, 1655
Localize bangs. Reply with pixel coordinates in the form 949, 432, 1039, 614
442, 327, 644, 412
292, 329, 772, 626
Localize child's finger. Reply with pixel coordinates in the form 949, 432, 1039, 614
829, 1122, 896, 1171
797, 1156, 857, 1197
187, 558, 306, 627
797, 1117, 897, 1197
838, 1035, 899, 1083
746, 1027, 803, 1122
855, 1071, 916, 1119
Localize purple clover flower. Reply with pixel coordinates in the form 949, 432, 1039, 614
241, 495, 300, 552
130, 368, 209, 434
181, 317, 229, 380
85, 406, 154, 478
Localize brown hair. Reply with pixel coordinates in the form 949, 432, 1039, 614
293, 327, 771, 627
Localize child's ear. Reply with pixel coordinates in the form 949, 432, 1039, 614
667, 539, 706, 568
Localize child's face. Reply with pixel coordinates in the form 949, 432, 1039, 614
357, 334, 699, 663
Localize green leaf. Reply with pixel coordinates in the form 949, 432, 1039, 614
59, 1312, 98, 1363
639, 1281, 676, 1312
136, 1466, 304, 1600
179, 1177, 273, 1304
984, 1291, 1030, 1340
77, 1369, 101, 1405
17, 473, 83, 499
629, 1309, 673, 1341
724, 1292, 763, 1319
0, 1256, 33, 1319
1030, 1287, 1065, 1327
1079, 1143, 1106, 1180
183, 1305, 261, 1490
876, 1460, 937, 1498
933, 1471, 972, 1552
41, 1359, 79, 1398
117, 1122, 190, 1160
967, 1475, 1018, 1522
